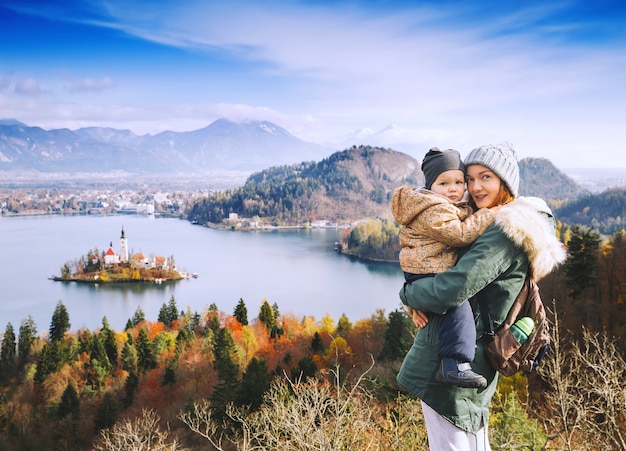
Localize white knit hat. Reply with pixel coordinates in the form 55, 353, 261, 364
464, 142, 519, 197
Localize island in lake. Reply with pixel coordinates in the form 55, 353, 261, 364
51, 227, 193, 283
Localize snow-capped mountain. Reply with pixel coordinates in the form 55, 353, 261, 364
0, 118, 332, 175
334, 124, 427, 155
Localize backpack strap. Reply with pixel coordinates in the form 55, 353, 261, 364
478, 274, 531, 341
478, 292, 496, 341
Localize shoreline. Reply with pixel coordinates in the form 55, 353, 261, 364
50, 274, 188, 284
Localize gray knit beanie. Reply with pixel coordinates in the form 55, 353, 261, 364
464, 142, 519, 197
421, 147, 465, 190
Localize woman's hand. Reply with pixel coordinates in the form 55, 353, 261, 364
411, 308, 429, 328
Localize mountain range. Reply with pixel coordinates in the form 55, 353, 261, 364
2, 118, 624, 194
0, 118, 331, 175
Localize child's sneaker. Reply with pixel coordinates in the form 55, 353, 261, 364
436, 359, 487, 388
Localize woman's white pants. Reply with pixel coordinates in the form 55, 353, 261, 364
421, 401, 491, 451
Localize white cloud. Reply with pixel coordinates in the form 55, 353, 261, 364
67, 77, 116, 93
14, 78, 42, 96
3, 1, 626, 167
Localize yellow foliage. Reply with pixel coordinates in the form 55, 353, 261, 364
496, 372, 529, 402
320, 313, 336, 334
114, 330, 129, 347
326, 336, 353, 366
240, 325, 259, 363
300, 315, 318, 336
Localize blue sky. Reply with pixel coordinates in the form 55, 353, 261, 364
1, 0, 625, 168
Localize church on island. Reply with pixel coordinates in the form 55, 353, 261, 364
103, 227, 173, 271
52, 227, 191, 283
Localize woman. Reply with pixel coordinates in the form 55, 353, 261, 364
397, 143, 566, 450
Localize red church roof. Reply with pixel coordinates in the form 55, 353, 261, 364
105, 247, 116, 256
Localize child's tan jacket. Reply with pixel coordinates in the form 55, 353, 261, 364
391, 186, 496, 274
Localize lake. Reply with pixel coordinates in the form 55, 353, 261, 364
0, 215, 405, 334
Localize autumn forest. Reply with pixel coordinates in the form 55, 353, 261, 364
0, 220, 625, 449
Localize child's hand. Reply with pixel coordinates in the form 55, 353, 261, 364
411, 309, 429, 328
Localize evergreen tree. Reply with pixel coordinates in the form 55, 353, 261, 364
258, 300, 275, 331
136, 328, 156, 373
94, 329, 110, 359
124, 371, 139, 408
271, 302, 280, 319
157, 302, 171, 327
213, 328, 238, 381
158, 296, 179, 328
236, 357, 271, 410
34, 343, 56, 384
379, 309, 415, 361
77, 329, 94, 357
291, 355, 318, 382
270, 322, 285, 339
51, 341, 72, 372
167, 295, 179, 325
89, 334, 112, 387
0, 323, 16, 381
121, 341, 138, 374
17, 316, 37, 366
100, 318, 118, 370
151, 332, 173, 357
234, 298, 249, 326
190, 310, 202, 332
211, 327, 239, 417
311, 331, 324, 355
564, 225, 601, 300
176, 326, 192, 348
132, 307, 146, 326
336, 314, 352, 336
94, 392, 118, 431
561, 225, 605, 332
49, 301, 70, 344
207, 313, 220, 333
162, 364, 176, 386
58, 382, 80, 419
207, 303, 220, 333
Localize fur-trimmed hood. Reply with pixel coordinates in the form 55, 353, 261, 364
495, 196, 567, 281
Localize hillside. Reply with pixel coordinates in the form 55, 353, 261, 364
187, 148, 589, 227
519, 157, 586, 201
553, 187, 626, 235
187, 145, 423, 226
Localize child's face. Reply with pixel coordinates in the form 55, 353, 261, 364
430, 169, 465, 202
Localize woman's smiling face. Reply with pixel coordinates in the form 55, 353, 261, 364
466, 164, 502, 209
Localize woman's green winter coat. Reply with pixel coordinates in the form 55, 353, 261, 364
397, 197, 566, 433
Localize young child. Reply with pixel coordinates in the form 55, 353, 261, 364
391, 147, 497, 388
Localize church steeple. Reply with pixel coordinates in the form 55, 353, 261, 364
119, 227, 129, 263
